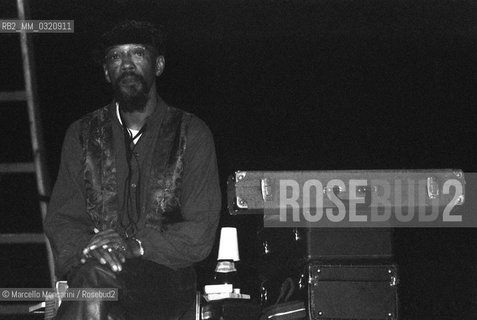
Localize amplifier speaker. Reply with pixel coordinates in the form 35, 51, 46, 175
307, 264, 398, 320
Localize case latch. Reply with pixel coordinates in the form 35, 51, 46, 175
427, 176, 440, 199
261, 177, 272, 201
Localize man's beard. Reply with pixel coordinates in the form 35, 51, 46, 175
113, 72, 149, 113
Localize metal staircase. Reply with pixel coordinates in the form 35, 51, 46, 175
0, 0, 56, 316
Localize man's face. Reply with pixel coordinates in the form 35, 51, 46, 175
103, 44, 164, 113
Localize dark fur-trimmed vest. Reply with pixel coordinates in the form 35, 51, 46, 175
79, 103, 191, 234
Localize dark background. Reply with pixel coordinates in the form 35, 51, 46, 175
1, 0, 476, 319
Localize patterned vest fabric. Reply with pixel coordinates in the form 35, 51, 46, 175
80, 104, 191, 234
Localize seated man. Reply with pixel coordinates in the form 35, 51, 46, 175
44, 20, 221, 320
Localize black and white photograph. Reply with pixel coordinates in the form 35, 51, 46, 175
0, 0, 476, 319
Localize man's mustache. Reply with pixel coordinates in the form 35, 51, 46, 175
117, 72, 145, 83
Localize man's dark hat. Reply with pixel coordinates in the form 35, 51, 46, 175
93, 20, 167, 64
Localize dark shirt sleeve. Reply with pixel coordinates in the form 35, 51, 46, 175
44, 122, 94, 278
137, 116, 222, 269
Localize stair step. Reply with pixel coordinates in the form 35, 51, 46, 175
0, 162, 35, 173
0, 303, 35, 315
0, 233, 45, 244
0, 91, 27, 102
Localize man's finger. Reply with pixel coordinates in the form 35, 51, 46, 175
90, 249, 107, 266
87, 233, 123, 251
115, 250, 126, 264
88, 238, 121, 251
90, 249, 122, 272
97, 248, 123, 273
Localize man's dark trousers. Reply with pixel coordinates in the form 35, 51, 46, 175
55, 258, 196, 320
